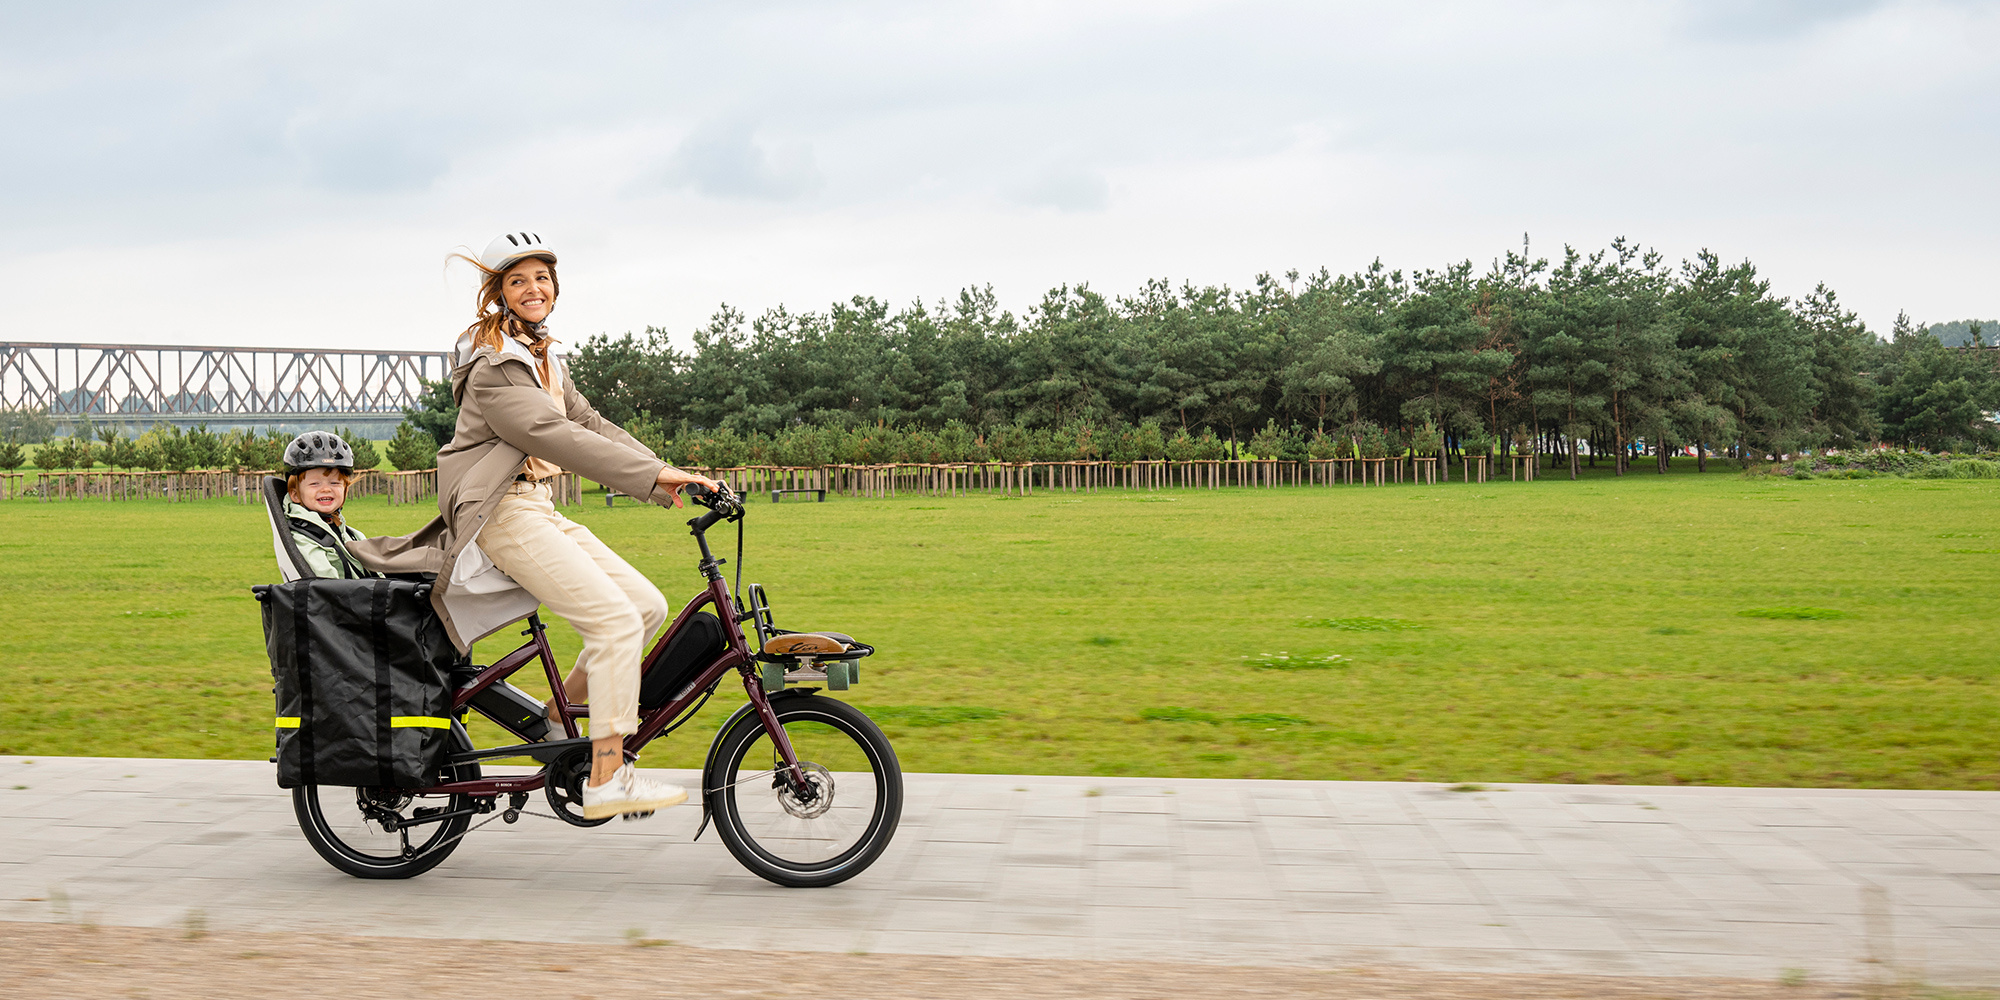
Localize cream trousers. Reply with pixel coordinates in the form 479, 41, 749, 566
477, 482, 666, 736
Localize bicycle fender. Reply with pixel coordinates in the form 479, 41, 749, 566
695, 688, 820, 842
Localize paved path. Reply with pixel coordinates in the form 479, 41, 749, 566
2, 757, 1994, 984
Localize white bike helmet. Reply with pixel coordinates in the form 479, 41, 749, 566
479, 231, 557, 273
283, 432, 355, 475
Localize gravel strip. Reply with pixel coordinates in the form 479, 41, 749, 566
1, 921, 1940, 1000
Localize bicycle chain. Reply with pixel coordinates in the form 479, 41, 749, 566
407, 805, 573, 858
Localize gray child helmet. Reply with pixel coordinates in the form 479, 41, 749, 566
283, 432, 356, 475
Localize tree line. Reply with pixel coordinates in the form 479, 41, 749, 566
0, 422, 441, 474
5, 237, 1995, 479
549, 238, 1996, 477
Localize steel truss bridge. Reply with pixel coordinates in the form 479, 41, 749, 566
0, 342, 454, 434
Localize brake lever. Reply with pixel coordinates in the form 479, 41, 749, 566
685, 482, 743, 517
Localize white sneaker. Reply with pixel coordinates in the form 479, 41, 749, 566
580, 765, 688, 820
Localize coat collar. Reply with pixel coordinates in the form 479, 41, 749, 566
453, 331, 563, 389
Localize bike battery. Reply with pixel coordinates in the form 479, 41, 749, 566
469, 681, 550, 741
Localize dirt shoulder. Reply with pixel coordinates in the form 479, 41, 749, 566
0, 921, 1910, 1000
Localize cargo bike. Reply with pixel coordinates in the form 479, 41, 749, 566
255, 479, 900, 886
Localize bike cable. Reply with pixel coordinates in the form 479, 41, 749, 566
733, 512, 745, 614
656, 683, 717, 741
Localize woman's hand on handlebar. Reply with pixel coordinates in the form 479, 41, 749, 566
655, 465, 722, 508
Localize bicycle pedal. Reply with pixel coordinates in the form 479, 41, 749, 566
622, 810, 655, 821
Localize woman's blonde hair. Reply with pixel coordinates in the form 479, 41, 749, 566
449, 252, 560, 354
287, 469, 359, 529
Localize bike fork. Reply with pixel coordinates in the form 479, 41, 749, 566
742, 673, 809, 790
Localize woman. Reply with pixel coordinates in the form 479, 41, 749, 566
353, 231, 717, 820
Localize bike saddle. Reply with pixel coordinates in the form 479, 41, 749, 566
762, 632, 852, 656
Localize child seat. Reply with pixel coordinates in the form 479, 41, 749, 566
261, 475, 540, 644
263, 475, 320, 581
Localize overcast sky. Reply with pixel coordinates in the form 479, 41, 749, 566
3, 0, 1995, 353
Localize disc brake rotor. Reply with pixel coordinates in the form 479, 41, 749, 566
774, 762, 834, 819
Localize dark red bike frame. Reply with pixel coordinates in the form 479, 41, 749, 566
416, 501, 808, 799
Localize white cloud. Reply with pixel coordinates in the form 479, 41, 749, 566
656, 120, 823, 201
0, 0, 1996, 352
1007, 162, 1111, 212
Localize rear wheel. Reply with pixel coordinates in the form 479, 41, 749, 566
706, 694, 902, 887
293, 726, 483, 879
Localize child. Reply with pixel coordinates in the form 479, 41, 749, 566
281, 431, 376, 580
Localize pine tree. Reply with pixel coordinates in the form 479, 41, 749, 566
384, 422, 437, 472
338, 429, 381, 470
402, 378, 460, 447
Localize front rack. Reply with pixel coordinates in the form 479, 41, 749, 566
742, 583, 873, 690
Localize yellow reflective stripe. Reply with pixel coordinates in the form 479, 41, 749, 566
276, 716, 447, 729
389, 716, 450, 729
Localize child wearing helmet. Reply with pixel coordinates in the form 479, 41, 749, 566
281, 431, 377, 580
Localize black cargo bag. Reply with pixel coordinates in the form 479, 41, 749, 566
259, 577, 456, 789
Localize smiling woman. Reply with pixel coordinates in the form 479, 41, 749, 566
339, 231, 723, 819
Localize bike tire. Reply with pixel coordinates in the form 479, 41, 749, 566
292, 725, 483, 880
706, 693, 902, 888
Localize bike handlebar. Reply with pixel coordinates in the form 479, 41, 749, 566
685, 481, 744, 532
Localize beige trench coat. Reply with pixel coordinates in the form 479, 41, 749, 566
348, 332, 676, 651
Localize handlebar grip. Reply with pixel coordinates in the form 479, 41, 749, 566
687, 481, 741, 508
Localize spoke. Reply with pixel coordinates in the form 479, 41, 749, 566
735, 781, 870, 859
317, 787, 462, 861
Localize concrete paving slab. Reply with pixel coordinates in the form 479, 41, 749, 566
1, 756, 1995, 985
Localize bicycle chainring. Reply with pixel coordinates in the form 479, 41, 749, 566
543, 748, 613, 827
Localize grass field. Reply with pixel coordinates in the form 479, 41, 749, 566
2, 467, 1995, 788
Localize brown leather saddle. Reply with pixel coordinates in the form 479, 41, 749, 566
760, 632, 855, 657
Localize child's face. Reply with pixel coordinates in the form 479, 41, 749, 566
295, 468, 347, 515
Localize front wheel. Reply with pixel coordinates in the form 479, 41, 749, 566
293, 724, 483, 879
706, 693, 902, 887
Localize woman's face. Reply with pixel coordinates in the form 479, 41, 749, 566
294, 467, 348, 515
501, 257, 556, 324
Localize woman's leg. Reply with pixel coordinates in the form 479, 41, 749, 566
478, 484, 655, 787
555, 515, 669, 715
545, 522, 669, 717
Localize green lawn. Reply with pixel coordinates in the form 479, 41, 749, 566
2, 469, 1995, 788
